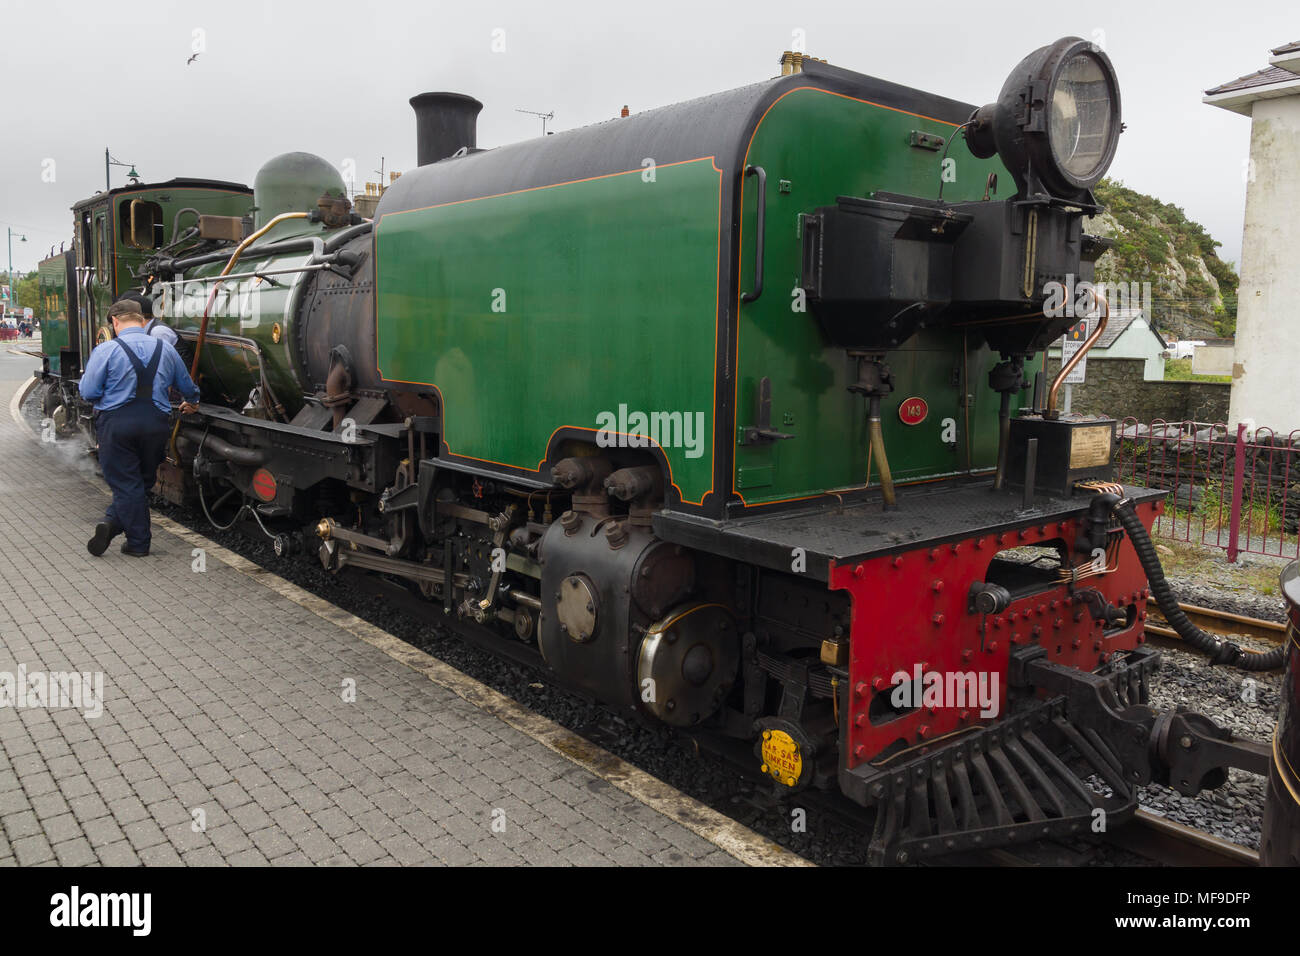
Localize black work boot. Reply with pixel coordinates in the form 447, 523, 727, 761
87, 522, 123, 557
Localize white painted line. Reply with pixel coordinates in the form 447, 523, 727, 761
8, 374, 38, 436
7, 378, 811, 867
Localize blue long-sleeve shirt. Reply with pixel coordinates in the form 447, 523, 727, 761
78, 326, 200, 413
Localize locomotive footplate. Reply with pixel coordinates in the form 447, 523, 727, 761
655, 478, 1167, 582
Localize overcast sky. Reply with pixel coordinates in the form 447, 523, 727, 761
0, 0, 1292, 274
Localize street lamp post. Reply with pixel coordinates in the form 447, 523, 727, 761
6, 226, 27, 316
105, 148, 140, 190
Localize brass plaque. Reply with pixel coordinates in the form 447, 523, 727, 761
1069, 425, 1112, 469
198, 215, 244, 241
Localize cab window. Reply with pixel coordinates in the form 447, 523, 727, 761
119, 198, 164, 249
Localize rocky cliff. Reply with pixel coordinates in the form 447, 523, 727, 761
1084, 179, 1239, 340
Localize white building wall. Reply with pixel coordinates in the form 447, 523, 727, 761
1229, 94, 1300, 432
1192, 344, 1234, 376
1108, 321, 1167, 380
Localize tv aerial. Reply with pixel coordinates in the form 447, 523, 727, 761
515, 108, 555, 135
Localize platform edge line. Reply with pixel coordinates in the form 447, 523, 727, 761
8, 374, 38, 437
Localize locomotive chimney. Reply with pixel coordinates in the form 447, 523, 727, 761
409, 92, 484, 166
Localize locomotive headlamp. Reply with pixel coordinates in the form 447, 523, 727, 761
965, 37, 1121, 200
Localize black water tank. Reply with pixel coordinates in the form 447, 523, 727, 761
410, 92, 483, 166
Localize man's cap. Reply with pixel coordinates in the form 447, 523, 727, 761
107, 298, 144, 319
116, 290, 154, 316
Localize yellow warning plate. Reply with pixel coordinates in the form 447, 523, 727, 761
760, 730, 802, 786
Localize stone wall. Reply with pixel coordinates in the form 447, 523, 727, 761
1043, 356, 1230, 424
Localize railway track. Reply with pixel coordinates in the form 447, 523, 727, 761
1116, 810, 1259, 866
1145, 599, 1285, 647
976, 810, 1259, 867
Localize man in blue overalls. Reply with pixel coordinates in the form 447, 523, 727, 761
79, 298, 201, 557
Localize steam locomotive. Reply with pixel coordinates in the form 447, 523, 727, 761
34, 37, 1295, 864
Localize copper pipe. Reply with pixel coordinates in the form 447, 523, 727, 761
1046, 290, 1109, 419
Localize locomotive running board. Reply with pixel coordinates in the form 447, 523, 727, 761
841, 648, 1162, 865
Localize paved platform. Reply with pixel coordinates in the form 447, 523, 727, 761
0, 355, 798, 867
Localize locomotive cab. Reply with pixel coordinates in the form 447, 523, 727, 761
39, 178, 253, 432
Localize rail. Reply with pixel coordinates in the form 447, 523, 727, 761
1115, 810, 1259, 867
1145, 600, 1285, 646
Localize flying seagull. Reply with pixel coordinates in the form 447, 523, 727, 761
187, 53, 200, 65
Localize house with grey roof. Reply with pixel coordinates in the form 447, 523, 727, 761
1204, 41, 1300, 432
1046, 308, 1168, 381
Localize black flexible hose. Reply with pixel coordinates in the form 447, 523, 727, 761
1107, 493, 1284, 671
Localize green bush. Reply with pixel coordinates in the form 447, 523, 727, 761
1163, 358, 1230, 383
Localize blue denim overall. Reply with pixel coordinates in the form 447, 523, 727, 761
96, 338, 168, 552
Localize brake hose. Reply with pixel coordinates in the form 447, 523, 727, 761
1102, 493, 1284, 672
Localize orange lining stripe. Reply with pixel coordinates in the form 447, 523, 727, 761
1275, 727, 1300, 807
736, 467, 1000, 511
377, 157, 719, 218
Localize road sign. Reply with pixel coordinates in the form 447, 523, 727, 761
1060, 319, 1089, 384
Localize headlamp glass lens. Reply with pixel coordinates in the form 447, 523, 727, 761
1049, 53, 1113, 181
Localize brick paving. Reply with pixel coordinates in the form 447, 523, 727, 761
0, 365, 747, 866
